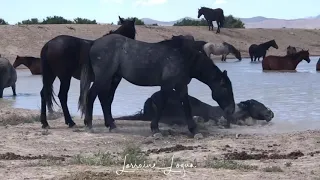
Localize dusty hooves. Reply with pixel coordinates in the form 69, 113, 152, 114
109, 127, 120, 133
85, 127, 95, 133
152, 132, 163, 140
194, 133, 204, 139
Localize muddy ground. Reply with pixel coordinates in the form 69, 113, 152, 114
0, 105, 319, 180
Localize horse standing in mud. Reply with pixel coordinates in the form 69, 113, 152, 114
78, 35, 236, 139
203, 42, 242, 61
262, 50, 310, 70
13, 56, 42, 75
40, 16, 137, 129
0, 57, 17, 98
197, 7, 225, 34
286, 46, 297, 55
249, 40, 279, 62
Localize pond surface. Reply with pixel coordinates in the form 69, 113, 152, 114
2, 57, 320, 133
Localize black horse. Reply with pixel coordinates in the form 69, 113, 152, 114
40, 16, 136, 129
78, 35, 236, 139
248, 40, 279, 62
197, 7, 225, 34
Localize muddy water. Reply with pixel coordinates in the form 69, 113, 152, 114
1, 57, 320, 133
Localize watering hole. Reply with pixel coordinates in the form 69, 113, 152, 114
1, 57, 320, 134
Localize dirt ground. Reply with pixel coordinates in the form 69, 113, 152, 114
0, 24, 320, 66
0, 104, 319, 180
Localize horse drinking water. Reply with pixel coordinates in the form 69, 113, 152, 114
13, 55, 42, 75
249, 40, 279, 62
40, 16, 137, 129
197, 7, 225, 34
78, 35, 236, 139
262, 50, 311, 71
203, 42, 242, 61
0, 57, 17, 98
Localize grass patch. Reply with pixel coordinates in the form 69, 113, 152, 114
71, 144, 149, 166
262, 166, 284, 172
204, 156, 258, 170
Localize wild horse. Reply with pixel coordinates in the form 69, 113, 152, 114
13, 55, 42, 75
40, 16, 136, 129
203, 42, 242, 61
197, 7, 225, 34
286, 45, 297, 55
78, 34, 236, 139
249, 40, 278, 62
262, 50, 310, 70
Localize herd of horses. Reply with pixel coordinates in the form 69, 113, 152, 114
0, 7, 318, 139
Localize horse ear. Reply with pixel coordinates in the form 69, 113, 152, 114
223, 70, 227, 75
132, 17, 136, 23
118, 16, 124, 23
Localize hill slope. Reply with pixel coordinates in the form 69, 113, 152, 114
0, 24, 319, 65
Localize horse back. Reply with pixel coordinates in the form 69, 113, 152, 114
0, 57, 16, 87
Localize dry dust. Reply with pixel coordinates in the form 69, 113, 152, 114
0, 105, 319, 180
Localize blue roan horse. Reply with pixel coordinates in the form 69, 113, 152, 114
78, 34, 236, 139
203, 42, 242, 61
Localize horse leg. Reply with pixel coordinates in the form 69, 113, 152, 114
57, 76, 76, 127
176, 85, 202, 139
97, 75, 121, 131
11, 84, 16, 96
83, 83, 99, 129
0, 87, 3, 98
40, 75, 56, 129
221, 55, 224, 61
216, 22, 220, 34
150, 87, 170, 137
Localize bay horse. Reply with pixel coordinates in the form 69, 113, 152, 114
262, 50, 310, 70
78, 34, 236, 139
203, 42, 242, 61
40, 16, 136, 129
197, 7, 225, 34
0, 57, 17, 98
13, 55, 42, 75
249, 40, 278, 62
316, 58, 320, 71
286, 46, 297, 55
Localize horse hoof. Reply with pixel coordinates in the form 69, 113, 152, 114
68, 123, 77, 128
85, 127, 95, 133
152, 133, 163, 140
194, 133, 204, 139
42, 125, 50, 129
109, 127, 119, 133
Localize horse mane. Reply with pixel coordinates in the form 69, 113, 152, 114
102, 20, 136, 39
223, 42, 238, 54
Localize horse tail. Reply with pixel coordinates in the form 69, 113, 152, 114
113, 109, 149, 121
40, 43, 58, 111
78, 51, 94, 118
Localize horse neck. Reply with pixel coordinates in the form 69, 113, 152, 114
114, 27, 136, 39
260, 41, 273, 50
291, 54, 305, 66
18, 59, 32, 67
192, 56, 220, 87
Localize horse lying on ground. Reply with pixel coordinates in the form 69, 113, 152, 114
262, 50, 310, 70
197, 7, 225, 34
13, 55, 42, 75
114, 90, 274, 126
203, 42, 242, 61
39, 16, 137, 129
0, 57, 17, 98
78, 34, 236, 139
287, 46, 297, 55
249, 40, 279, 62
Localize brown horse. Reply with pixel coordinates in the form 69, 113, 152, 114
13, 55, 42, 75
262, 50, 310, 70
286, 46, 297, 55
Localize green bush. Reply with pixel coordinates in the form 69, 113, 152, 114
0, 18, 8, 25
17, 16, 97, 25
173, 15, 245, 28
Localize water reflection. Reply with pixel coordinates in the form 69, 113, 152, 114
2, 56, 320, 132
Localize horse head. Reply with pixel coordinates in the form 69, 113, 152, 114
237, 99, 274, 122
300, 49, 311, 63
197, 7, 204, 18
271, 39, 279, 49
